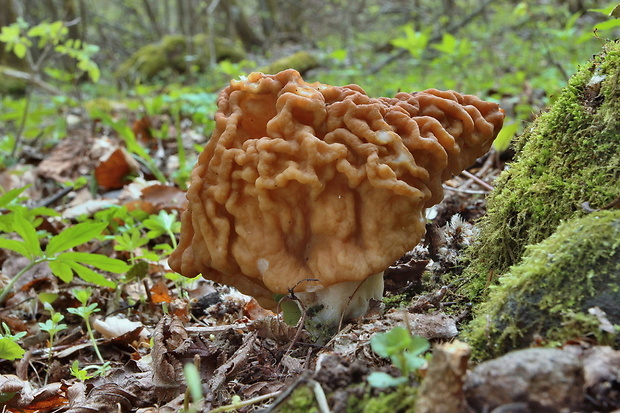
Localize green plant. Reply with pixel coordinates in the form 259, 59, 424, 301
0, 208, 130, 303
143, 210, 181, 252
367, 326, 430, 388
0, 322, 26, 361
182, 362, 203, 413
0, 18, 100, 161
67, 288, 106, 365
0, 185, 58, 233
38, 303, 68, 351
70, 359, 111, 381
38, 301, 68, 384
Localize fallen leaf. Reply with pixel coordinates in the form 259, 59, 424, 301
95, 147, 140, 189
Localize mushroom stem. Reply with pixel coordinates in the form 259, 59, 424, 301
295, 271, 384, 326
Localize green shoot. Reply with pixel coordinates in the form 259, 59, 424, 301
70, 360, 112, 381
183, 362, 203, 413
67, 288, 105, 364
38, 302, 68, 384
367, 326, 430, 388
143, 210, 181, 250
38, 303, 68, 351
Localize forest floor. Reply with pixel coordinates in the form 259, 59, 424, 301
0, 109, 617, 413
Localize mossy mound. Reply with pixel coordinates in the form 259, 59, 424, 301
115, 34, 245, 82
257, 51, 319, 76
463, 40, 620, 297
464, 210, 620, 360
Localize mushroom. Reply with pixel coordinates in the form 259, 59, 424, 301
168, 69, 504, 325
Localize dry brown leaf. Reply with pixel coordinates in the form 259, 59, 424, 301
36, 135, 97, 182
151, 315, 188, 402
140, 184, 187, 213
0, 376, 68, 412
94, 147, 140, 189
149, 278, 172, 304
64, 382, 136, 413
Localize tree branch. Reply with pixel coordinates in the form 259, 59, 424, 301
0, 67, 63, 95
369, 0, 494, 74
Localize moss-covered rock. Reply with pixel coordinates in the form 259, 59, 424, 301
257, 51, 319, 76
464, 210, 620, 360
463, 40, 620, 298
115, 34, 245, 82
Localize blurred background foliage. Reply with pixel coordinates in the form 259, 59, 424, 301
0, 0, 618, 169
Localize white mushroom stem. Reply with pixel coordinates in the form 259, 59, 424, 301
295, 272, 384, 326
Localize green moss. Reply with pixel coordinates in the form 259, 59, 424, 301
258, 51, 319, 75
276, 385, 320, 413
346, 385, 418, 413
115, 34, 245, 81
464, 210, 620, 360
463, 40, 620, 298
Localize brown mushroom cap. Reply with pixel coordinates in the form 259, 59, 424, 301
169, 69, 504, 310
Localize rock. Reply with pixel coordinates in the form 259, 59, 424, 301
464, 210, 620, 359
463, 40, 620, 299
464, 348, 584, 413
582, 346, 620, 411
115, 34, 245, 82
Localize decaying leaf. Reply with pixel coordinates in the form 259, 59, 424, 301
94, 147, 140, 189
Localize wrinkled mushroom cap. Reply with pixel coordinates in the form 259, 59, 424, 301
169, 69, 504, 310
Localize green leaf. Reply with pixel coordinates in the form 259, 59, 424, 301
71, 288, 93, 306
0, 185, 29, 208
433, 33, 457, 54
11, 212, 43, 259
48, 260, 74, 283
0, 238, 30, 258
38, 292, 58, 305
493, 122, 519, 152
58, 252, 130, 273
407, 334, 431, 357
144, 210, 180, 239
13, 42, 26, 59
0, 337, 25, 361
45, 222, 107, 256
404, 352, 427, 371
371, 327, 413, 358
367, 372, 408, 388
65, 262, 116, 288
594, 19, 620, 31
589, 5, 618, 14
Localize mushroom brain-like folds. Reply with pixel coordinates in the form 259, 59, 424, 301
169, 69, 504, 322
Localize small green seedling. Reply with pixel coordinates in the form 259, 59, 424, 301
38, 301, 68, 384
67, 288, 105, 364
70, 360, 111, 381
0, 322, 26, 361
38, 302, 68, 350
183, 362, 203, 413
143, 209, 181, 251
367, 326, 430, 388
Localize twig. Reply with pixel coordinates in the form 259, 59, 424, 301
208, 391, 282, 413
460, 170, 494, 191
31, 186, 73, 208
442, 184, 489, 195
